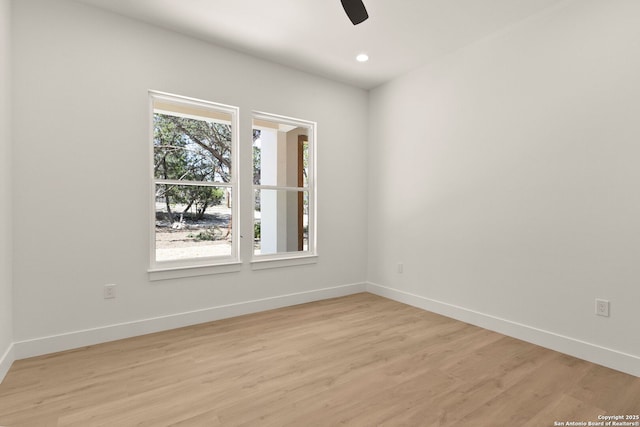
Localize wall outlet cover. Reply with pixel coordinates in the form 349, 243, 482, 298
595, 299, 609, 317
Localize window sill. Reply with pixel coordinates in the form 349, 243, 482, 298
148, 261, 242, 281
251, 254, 318, 271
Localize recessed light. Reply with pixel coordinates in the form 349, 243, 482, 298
356, 53, 369, 62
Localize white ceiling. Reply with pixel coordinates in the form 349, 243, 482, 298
74, 0, 565, 89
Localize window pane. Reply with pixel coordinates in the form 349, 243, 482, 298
155, 184, 232, 261
254, 189, 309, 255
252, 124, 309, 187
154, 113, 232, 183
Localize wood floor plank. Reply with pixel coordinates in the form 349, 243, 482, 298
0, 293, 638, 426
521, 394, 605, 427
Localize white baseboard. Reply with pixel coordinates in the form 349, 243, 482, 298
366, 282, 640, 378
10, 281, 636, 380
0, 342, 15, 384
13, 282, 366, 361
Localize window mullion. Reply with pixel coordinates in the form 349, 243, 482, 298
155, 179, 233, 188
254, 185, 307, 192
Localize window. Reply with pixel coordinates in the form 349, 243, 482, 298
252, 112, 316, 261
149, 91, 239, 272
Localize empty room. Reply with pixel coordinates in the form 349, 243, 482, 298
1, 0, 639, 425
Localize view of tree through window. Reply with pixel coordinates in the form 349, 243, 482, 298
151, 94, 237, 264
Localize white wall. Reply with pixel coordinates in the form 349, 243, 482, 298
367, 0, 640, 375
11, 0, 368, 353
0, 0, 14, 381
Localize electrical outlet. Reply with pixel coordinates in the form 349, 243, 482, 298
595, 299, 609, 317
104, 284, 117, 299
397, 263, 404, 274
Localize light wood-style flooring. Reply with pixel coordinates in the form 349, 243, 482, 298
1, 293, 639, 426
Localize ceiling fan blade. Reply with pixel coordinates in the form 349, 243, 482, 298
341, 0, 368, 25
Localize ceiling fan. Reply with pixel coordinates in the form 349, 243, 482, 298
341, 0, 369, 25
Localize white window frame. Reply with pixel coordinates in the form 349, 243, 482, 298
148, 91, 240, 279
251, 111, 317, 269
